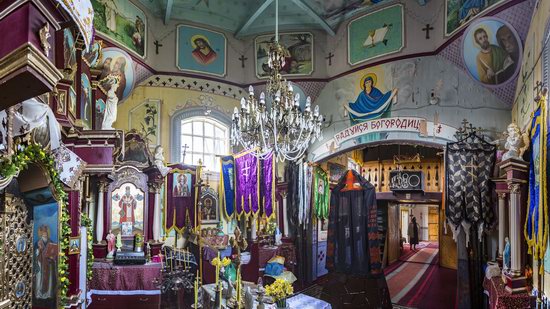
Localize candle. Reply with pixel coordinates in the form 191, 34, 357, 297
170, 250, 174, 272
215, 251, 220, 286
194, 271, 198, 308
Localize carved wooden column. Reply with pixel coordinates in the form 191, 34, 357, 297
144, 167, 165, 256
148, 182, 162, 241
92, 178, 109, 259
508, 183, 522, 277
497, 192, 507, 259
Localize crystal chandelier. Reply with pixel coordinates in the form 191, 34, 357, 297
230, 0, 323, 162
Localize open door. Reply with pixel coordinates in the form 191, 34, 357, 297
428, 208, 438, 241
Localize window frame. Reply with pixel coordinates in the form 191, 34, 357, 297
170, 108, 231, 171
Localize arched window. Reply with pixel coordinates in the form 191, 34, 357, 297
171, 109, 231, 171
179, 117, 228, 171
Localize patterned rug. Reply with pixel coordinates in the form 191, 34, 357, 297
385, 242, 457, 309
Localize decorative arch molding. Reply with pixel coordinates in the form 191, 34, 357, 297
170, 107, 232, 162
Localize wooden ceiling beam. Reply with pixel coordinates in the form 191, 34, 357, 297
235, 0, 274, 38
164, 0, 174, 25
290, 0, 335, 36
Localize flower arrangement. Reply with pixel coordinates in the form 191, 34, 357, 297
0, 143, 72, 307
265, 278, 293, 307
211, 256, 232, 268
81, 214, 94, 281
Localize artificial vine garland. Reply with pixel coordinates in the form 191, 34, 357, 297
81, 214, 94, 280
0, 143, 71, 306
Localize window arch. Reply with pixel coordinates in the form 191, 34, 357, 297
543, 20, 550, 88
171, 108, 231, 172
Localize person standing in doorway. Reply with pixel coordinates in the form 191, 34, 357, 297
409, 216, 419, 251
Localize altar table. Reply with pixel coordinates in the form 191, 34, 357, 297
201, 283, 331, 309
88, 261, 162, 309
483, 276, 535, 309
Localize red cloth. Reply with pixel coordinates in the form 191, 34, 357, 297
90, 262, 161, 291
483, 276, 533, 309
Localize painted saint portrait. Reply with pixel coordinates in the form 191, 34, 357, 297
16, 235, 27, 253
111, 183, 144, 236
83, 40, 104, 68
91, 0, 146, 57
68, 87, 76, 118
172, 172, 192, 198
255, 32, 313, 78
81, 73, 92, 130
98, 48, 135, 102
32, 202, 59, 308
177, 25, 226, 76
68, 237, 80, 255
63, 29, 76, 80
344, 73, 398, 123
200, 188, 219, 223
462, 18, 522, 87
15, 281, 25, 298
348, 4, 404, 65
446, 0, 505, 36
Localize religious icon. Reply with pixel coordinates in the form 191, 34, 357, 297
68, 236, 80, 255
15, 281, 25, 298
177, 25, 226, 77
462, 18, 522, 87
81, 73, 92, 130
16, 235, 27, 253
33, 216, 59, 306
191, 35, 217, 65
343, 73, 398, 123
445, 0, 505, 36
200, 188, 219, 223
97, 48, 135, 102
111, 183, 145, 236
255, 32, 313, 78
172, 172, 192, 198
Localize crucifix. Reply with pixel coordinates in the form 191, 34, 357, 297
154, 40, 163, 55
181, 144, 189, 163
422, 24, 434, 39
239, 55, 247, 68
326, 52, 334, 66
534, 80, 544, 98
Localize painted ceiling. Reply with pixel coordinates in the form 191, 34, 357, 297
137, 0, 414, 37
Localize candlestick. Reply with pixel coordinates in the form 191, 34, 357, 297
170, 249, 174, 272
194, 271, 198, 308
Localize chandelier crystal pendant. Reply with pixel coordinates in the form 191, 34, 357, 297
230, 0, 324, 162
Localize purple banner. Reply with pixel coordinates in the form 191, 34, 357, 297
261, 152, 275, 218
235, 151, 259, 216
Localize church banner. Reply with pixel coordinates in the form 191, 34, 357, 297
165, 164, 198, 233
261, 152, 275, 218
525, 100, 549, 260
235, 150, 260, 217
220, 156, 236, 219
313, 166, 329, 220
334, 117, 456, 145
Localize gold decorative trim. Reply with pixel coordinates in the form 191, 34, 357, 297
0, 43, 62, 88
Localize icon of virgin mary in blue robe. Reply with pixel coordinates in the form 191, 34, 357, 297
345, 75, 397, 123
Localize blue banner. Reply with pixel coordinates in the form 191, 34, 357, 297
220, 156, 236, 219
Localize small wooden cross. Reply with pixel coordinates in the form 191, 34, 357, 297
422, 24, 434, 39
534, 81, 544, 97
181, 144, 189, 162
239, 55, 247, 68
326, 52, 334, 66
154, 40, 163, 55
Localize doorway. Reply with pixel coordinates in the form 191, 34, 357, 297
399, 204, 439, 251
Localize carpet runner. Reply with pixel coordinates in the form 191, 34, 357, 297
385, 242, 456, 309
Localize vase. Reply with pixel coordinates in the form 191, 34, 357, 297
276, 299, 287, 309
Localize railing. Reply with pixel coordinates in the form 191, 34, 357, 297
362, 159, 443, 192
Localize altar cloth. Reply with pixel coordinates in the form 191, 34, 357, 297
201, 283, 331, 309
89, 261, 162, 294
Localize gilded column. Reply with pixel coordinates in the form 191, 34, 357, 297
96, 181, 106, 243
497, 192, 507, 258
508, 183, 521, 276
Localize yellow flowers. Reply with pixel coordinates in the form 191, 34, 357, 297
265, 278, 293, 301
211, 256, 232, 267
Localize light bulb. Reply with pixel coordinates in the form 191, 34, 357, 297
248, 85, 254, 95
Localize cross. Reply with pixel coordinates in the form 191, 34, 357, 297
181, 144, 189, 162
154, 40, 163, 55
422, 24, 434, 39
534, 81, 544, 98
326, 52, 334, 66
239, 55, 247, 68
241, 161, 251, 182
464, 157, 478, 178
